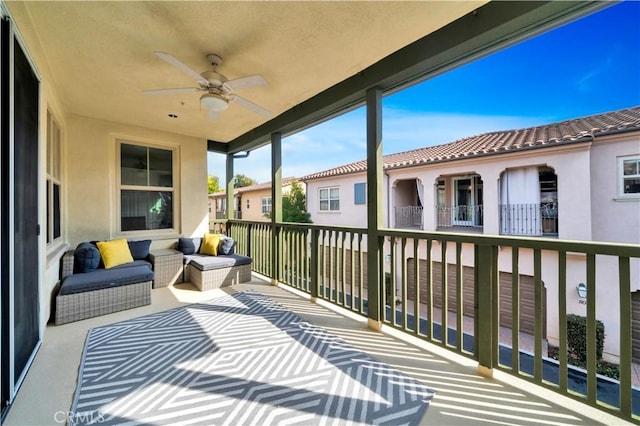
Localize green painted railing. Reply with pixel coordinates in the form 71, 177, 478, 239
219, 219, 640, 422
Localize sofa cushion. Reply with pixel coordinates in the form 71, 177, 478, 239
219, 236, 235, 255
97, 238, 134, 269
128, 239, 151, 260
177, 237, 202, 255
185, 254, 252, 271
59, 264, 154, 295
200, 233, 221, 256
73, 242, 101, 274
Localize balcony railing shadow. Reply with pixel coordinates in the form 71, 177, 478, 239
222, 219, 640, 423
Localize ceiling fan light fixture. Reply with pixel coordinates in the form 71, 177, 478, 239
200, 93, 228, 111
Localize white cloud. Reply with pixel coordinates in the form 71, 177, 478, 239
208, 109, 548, 183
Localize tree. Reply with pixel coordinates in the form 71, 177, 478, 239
207, 175, 220, 194
281, 180, 312, 223
234, 174, 256, 188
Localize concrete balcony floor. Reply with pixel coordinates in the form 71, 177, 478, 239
4, 276, 631, 426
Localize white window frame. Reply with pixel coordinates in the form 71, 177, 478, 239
618, 155, 640, 198
319, 186, 340, 212
46, 109, 62, 245
117, 139, 179, 236
261, 196, 272, 215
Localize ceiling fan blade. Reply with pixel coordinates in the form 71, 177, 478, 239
223, 75, 267, 91
230, 95, 272, 118
154, 51, 209, 86
143, 87, 201, 96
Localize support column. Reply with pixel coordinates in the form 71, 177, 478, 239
475, 243, 497, 377
271, 133, 282, 286
366, 87, 383, 331
225, 153, 234, 224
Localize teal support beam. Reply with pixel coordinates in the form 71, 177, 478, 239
225, 154, 234, 222
366, 87, 383, 330
271, 133, 282, 285
475, 243, 496, 377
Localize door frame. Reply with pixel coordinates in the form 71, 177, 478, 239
0, 10, 42, 417
453, 177, 474, 226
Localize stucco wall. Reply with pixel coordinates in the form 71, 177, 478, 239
239, 188, 272, 222
306, 174, 386, 228
590, 133, 640, 244
66, 114, 209, 249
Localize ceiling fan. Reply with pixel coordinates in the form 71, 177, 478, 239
144, 52, 271, 121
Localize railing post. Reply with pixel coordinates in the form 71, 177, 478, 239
310, 228, 319, 301
366, 87, 383, 331
475, 242, 497, 377
271, 132, 282, 286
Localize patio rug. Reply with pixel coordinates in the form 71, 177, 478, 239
70, 290, 433, 425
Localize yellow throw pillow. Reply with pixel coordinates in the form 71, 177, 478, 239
97, 238, 134, 269
200, 233, 221, 256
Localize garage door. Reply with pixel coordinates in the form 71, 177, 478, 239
406, 258, 546, 336
632, 292, 640, 363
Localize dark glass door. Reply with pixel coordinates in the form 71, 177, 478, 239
12, 36, 40, 396
1, 16, 9, 417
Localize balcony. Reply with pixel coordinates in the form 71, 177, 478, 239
436, 205, 484, 233
230, 220, 640, 422
5, 277, 631, 426
500, 203, 559, 237
394, 205, 423, 230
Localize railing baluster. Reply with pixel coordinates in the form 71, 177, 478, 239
512, 247, 520, 373
426, 239, 433, 340
619, 256, 632, 417
534, 248, 543, 382
441, 240, 448, 346
558, 250, 567, 392
586, 253, 597, 404
401, 237, 407, 331
456, 242, 463, 352
413, 238, 420, 336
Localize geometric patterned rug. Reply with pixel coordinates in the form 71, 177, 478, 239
70, 290, 433, 425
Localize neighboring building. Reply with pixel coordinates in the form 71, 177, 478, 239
209, 178, 298, 223
301, 107, 640, 362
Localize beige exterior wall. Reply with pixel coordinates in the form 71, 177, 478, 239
306, 174, 388, 228
239, 188, 272, 222
66, 114, 209, 248
590, 132, 640, 244
305, 136, 639, 361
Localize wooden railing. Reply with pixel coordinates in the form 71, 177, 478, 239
221, 218, 640, 422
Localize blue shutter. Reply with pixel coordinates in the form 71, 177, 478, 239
354, 183, 366, 205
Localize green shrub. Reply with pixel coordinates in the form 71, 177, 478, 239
566, 314, 605, 362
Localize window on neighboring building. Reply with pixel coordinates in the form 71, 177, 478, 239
620, 156, 640, 195
320, 187, 340, 211
354, 183, 366, 205
46, 110, 62, 244
261, 196, 272, 215
246, 199, 250, 209
119, 141, 175, 232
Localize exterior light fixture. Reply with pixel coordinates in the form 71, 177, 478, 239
576, 282, 587, 299
200, 93, 228, 111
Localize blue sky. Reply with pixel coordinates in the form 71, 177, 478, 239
208, 1, 640, 184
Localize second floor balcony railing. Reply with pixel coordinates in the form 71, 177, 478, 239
436, 204, 484, 229
500, 203, 558, 236
223, 218, 640, 422
394, 205, 423, 229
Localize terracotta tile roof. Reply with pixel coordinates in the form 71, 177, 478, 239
301, 106, 640, 181
209, 177, 297, 197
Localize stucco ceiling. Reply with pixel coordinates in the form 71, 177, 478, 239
7, 1, 484, 143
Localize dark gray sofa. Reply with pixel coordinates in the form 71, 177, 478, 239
176, 236, 252, 291
55, 241, 154, 325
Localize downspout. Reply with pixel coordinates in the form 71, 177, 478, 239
385, 171, 391, 228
